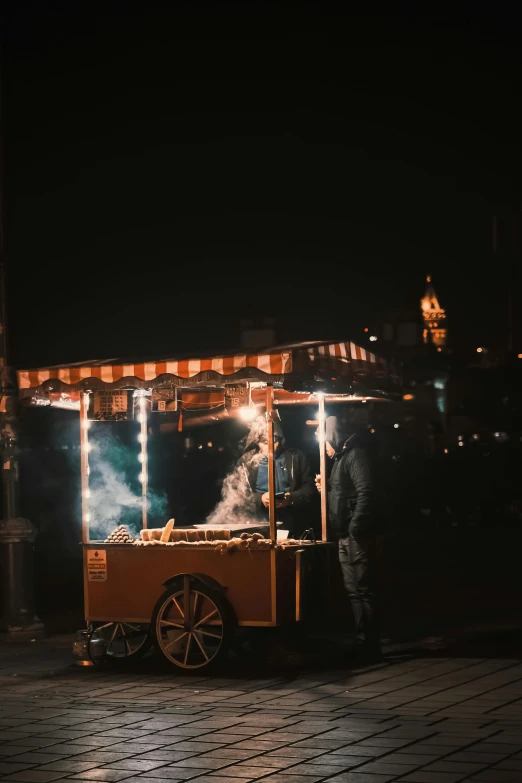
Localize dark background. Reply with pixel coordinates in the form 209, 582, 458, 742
1, 1, 521, 368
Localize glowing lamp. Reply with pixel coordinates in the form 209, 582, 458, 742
239, 405, 258, 421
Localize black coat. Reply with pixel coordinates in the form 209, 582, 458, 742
328, 431, 375, 537
237, 445, 315, 522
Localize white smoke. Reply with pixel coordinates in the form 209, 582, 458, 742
87, 430, 167, 540
88, 461, 142, 537
206, 416, 268, 527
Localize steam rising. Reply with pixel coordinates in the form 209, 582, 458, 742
206, 415, 267, 527
88, 426, 167, 539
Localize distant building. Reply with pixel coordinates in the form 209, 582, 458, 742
356, 276, 451, 450
421, 275, 447, 350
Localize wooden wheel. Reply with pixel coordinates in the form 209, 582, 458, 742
152, 578, 232, 671
93, 621, 151, 660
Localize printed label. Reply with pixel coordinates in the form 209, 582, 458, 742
87, 549, 107, 581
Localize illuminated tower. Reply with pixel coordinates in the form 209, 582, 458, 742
421, 275, 447, 349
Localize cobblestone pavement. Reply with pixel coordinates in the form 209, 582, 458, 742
1, 636, 522, 783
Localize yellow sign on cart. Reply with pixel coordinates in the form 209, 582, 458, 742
87, 549, 107, 581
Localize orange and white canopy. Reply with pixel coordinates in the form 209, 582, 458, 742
17, 340, 398, 397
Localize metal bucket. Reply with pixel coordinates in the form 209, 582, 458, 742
72, 629, 107, 666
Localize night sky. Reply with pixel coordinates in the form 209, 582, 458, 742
1, 1, 521, 369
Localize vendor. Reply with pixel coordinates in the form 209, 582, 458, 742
237, 416, 315, 537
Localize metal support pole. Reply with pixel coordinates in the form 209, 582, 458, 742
317, 393, 328, 541
266, 385, 276, 542
138, 394, 148, 529
79, 392, 91, 544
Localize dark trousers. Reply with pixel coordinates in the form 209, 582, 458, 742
338, 533, 380, 650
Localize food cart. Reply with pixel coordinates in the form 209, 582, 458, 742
17, 340, 400, 671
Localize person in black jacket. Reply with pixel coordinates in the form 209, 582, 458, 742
316, 411, 381, 662
237, 416, 315, 536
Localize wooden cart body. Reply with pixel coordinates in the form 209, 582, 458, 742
84, 541, 339, 627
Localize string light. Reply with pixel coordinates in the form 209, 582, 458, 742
137, 393, 149, 529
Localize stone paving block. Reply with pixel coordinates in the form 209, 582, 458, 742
8, 753, 68, 764
421, 736, 476, 747
283, 763, 361, 775
494, 758, 522, 770
252, 734, 311, 743
236, 759, 293, 769
318, 772, 398, 783
200, 750, 263, 761
307, 755, 376, 767
0, 772, 68, 782
106, 743, 174, 754
469, 744, 522, 755
217, 729, 274, 737
132, 752, 200, 763
165, 743, 228, 753
264, 749, 326, 759
132, 770, 212, 780
0, 746, 40, 757
12, 712, 68, 721
195, 736, 259, 747
240, 775, 325, 783
289, 739, 354, 750
34, 731, 97, 741
396, 773, 467, 782
67, 753, 137, 764
50, 738, 120, 749
67, 770, 136, 781
322, 729, 379, 741
348, 760, 419, 775
94, 730, 153, 740
329, 746, 390, 757
353, 738, 414, 749
209, 769, 278, 779
448, 750, 509, 763
34, 746, 112, 758
15, 740, 67, 756
36, 762, 101, 773
6, 738, 63, 749
103, 760, 172, 772
378, 728, 436, 740
485, 733, 522, 744
168, 759, 234, 771
381, 753, 440, 765
468, 772, 522, 781
5, 728, 61, 737
402, 745, 462, 757
149, 730, 206, 739
185, 778, 256, 783
0, 762, 38, 774
423, 760, 489, 774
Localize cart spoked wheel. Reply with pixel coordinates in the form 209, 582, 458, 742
152, 578, 232, 671
93, 621, 151, 661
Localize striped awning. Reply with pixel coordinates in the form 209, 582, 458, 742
17, 340, 393, 394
